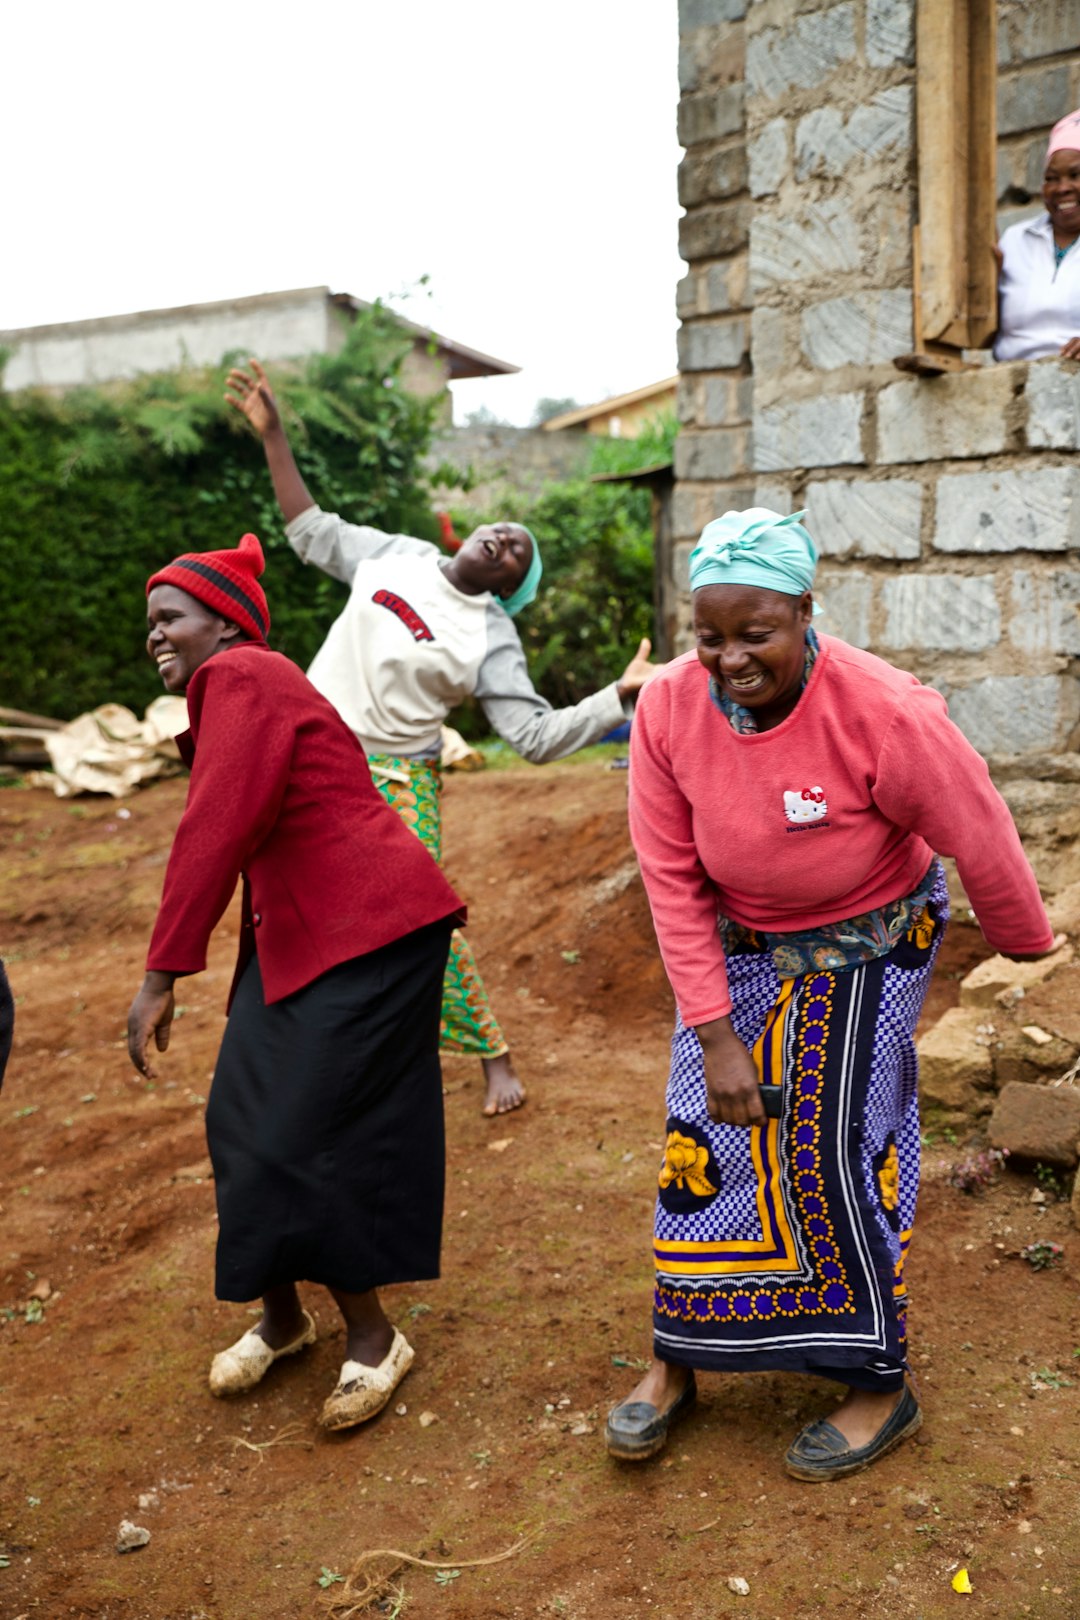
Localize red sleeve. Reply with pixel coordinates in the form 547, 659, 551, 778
628, 678, 732, 1024
146, 656, 296, 976
871, 685, 1054, 955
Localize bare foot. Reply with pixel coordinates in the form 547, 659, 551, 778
827, 1387, 905, 1449
617, 1357, 690, 1414
481, 1051, 527, 1116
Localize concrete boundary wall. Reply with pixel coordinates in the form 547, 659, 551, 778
672, 0, 1080, 760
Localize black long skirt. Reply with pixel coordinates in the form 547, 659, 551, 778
206, 919, 452, 1302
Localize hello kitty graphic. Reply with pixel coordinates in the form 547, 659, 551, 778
783, 785, 828, 825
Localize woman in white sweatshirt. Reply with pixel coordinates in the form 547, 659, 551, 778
226, 360, 656, 1117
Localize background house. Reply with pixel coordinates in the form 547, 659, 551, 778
0, 286, 519, 422
541, 376, 678, 438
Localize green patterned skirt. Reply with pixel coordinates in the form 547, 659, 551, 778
367, 755, 508, 1060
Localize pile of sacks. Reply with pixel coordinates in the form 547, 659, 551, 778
36, 697, 189, 798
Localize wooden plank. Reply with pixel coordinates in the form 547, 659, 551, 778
893, 348, 975, 375
0, 704, 62, 730
917, 0, 968, 346
916, 0, 997, 351
967, 0, 999, 346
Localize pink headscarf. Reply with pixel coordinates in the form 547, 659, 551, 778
1047, 108, 1080, 161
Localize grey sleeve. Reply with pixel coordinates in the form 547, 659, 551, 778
472, 603, 631, 764
284, 504, 436, 586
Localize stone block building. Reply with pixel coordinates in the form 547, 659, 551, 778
670, 0, 1080, 764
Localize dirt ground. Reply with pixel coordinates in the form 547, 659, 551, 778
1, 760, 1078, 1620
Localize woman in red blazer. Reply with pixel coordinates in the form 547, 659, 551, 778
127, 534, 464, 1430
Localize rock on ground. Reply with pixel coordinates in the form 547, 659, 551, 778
917, 1007, 994, 1114
958, 944, 1073, 1010
115, 1521, 151, 1555
987, 1081, 1080, 1170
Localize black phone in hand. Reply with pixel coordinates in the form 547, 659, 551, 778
759, 1084, 783, 1118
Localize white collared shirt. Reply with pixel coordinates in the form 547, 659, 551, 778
994, 212, 1080, 360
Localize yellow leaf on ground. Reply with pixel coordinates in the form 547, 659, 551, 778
951, 1568, 973, 1594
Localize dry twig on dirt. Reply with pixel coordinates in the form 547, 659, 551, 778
220, 1421, 312, 1463
320, 1529, 542, 1616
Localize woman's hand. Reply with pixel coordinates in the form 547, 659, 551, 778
225, 358, 282, 439
696, 1016, 766, 1127
1000, 931, 1068, 964
127, 971, 177, 1080
1059, 338, 1080, 361
616, 638, 665, 701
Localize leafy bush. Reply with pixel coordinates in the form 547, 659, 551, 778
0, 306, 438, 718
585, 410, 678, 478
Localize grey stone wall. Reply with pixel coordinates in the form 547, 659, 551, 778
425, 424, 592, 514
672, 0, 1080, 762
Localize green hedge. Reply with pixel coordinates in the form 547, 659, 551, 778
0, 307, 438, 719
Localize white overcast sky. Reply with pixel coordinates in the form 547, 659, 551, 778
4, 2, 684, 426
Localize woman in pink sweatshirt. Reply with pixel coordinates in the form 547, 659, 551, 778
607, 507, 1060, 1480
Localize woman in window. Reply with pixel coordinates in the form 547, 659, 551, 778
995, 108, 1080, 361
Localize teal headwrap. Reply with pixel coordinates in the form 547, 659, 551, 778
497, 525, 543, 617
689, 508, 818, 601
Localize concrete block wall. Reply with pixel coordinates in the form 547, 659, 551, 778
671, 0, 1080, 761
670, 0, 754, 637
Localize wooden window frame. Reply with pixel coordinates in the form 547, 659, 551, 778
897, 0, 997, 374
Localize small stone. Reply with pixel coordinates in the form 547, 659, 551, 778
1030, 1189, 1047, 1205
487, 1139, 513, 1153
136, 1492, 160, 1511
116, 1520, 151, 1554
727, 1575, 751, 1595
1009, 1426, 1024, 1436
395, 1403, 407, 1416
570, 1422, 595, 1436
1022, 1026, 1054, 1046
1018, 1519, 1033, 1535
418, 1411, 438, 1428
172, 1159, 213, 1183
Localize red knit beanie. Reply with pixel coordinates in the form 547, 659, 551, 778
147, 533, 270, 643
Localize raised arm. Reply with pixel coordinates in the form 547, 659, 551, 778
225, 360, 314, 525
226, 359, 433, 586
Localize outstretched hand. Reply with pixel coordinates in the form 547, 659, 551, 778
225, 358, 282, 439
127, 972, 176, 1080
1059, 338, 1080, 361
616, 637, 665, 700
